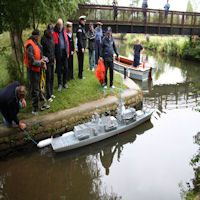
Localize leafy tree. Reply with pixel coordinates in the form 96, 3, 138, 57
0, 0, 89, 82
186, 0, 193, 12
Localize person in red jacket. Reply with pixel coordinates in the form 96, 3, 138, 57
53, 18, 70, 92
24, 29, 50, 115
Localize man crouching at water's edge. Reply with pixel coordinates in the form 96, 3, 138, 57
0, 82, 27, 130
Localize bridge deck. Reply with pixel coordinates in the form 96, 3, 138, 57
71, 4, 200, 35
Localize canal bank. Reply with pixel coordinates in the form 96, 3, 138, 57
0, 74, 143, 152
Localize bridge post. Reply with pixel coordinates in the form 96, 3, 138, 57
170, 12, 174, 35
181, 13, 185, 35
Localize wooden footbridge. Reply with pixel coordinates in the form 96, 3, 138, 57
71, 4, 200, 35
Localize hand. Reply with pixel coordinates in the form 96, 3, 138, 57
76, 48, 78, 53
116, 54, 119, 58
21, 98, 27, 108
67, 55, 69, 59
100, 57, 103, 61
43, 63, 47, 70
82, 48, 85, 53
54, 58, 56, 65
71, 51, 74, 55
19, 122, 26, 130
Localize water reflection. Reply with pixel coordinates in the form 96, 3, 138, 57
0, 121, 153, 200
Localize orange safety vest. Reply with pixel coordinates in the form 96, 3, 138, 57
53, 29, 69, 56
24, 39, 41, 72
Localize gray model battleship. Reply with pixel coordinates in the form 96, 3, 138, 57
37, 95, 154, 152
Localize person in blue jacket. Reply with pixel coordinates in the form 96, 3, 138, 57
0, 82, 27, 130
100, 27, 119, 89
164, 0, 170, 22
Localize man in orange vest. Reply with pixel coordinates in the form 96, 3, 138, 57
24, 29, 50, 115
53, 18, 70, 92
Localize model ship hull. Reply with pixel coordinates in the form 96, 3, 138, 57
114, 56, 154, 81
50, 110, 153, 152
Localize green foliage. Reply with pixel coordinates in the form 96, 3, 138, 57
187, 0, 194, 12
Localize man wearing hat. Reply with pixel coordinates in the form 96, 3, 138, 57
41, 24, 55, 102
95, 22, 103, 66
100, 26, 119, 89
66, 21, 74, 80
53, 18, 70, 92
76, 16, 87, 79
87, 23, 96, 71
24, 29, 50, 115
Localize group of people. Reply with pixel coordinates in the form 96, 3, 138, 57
142, 0, 170, 22
0, 15, 119, 130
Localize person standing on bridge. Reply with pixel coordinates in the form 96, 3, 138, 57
164, 0, 170, 22
100, 27, 119, 89
142, 0, 148, 23
95, 22, 103, 66
76, 16, 87, 79
113, 0, 118, 20
133, 39, 144, 68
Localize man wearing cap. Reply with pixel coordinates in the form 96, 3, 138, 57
95, 22, 103, 66
24, 29, 50, 115
87, 23, 96, 71
76, 16, 87, 79
53, 18, 70, 92
41, 24, 55, 102
66, 21, 74, 80
100, 27, 119, 89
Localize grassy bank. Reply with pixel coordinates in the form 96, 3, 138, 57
0, 27, 125, 121
126, 34, 200, 61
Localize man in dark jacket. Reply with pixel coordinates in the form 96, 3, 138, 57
24, 29, 50, 115
66, 21, 74, 80
53, 18, 70, 92
0, 82, 27, 130
100, 27, 119, 89
41, 24, 55, 102
76, 16, 87, 79
87, 23, 96, 71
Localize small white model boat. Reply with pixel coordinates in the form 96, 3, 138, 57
114, 55, 154, 81
37, 95, 154, 153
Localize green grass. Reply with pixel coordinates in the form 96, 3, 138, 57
0, 28, 126, 121
19, 53, 125, 120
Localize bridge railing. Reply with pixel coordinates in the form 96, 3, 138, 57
77, 4, 200, 28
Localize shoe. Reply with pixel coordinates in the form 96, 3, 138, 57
41, 104, 50, 111
104, 85, 107, 89
111, 85, 115, 89
32, 110, 39, 115
48, 98, 53, 102
58, 85, 62, 92
82, 77, 86, 79
88, 68, 91, 71
92, 68, 95, 72
63, 84, 69, 89
51, 95, 56, 99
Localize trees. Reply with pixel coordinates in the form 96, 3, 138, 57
0, 0, 89, 82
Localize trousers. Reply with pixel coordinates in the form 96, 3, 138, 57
104, 61, 114, 87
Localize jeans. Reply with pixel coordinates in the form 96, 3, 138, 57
89, 49, 95, 69
78, 49, 84, 79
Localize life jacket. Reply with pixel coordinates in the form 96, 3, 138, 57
53, 29, 69, 56
95, 60, 106, 85
24, 39, 41, 72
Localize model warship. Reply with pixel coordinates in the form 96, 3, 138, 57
37, 95, 153, 152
